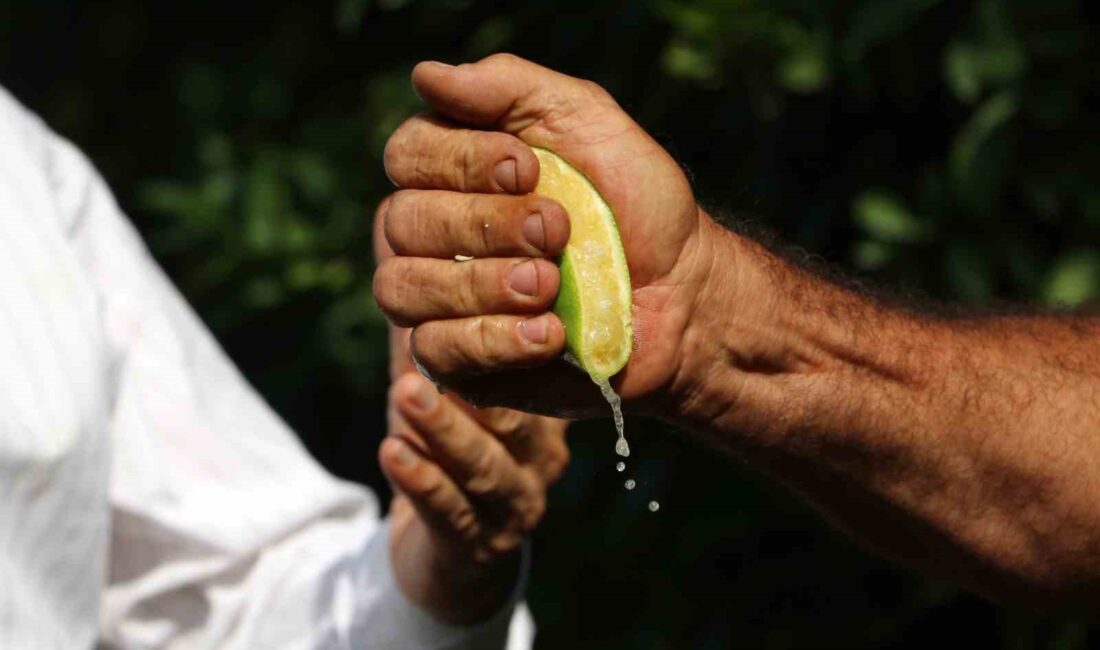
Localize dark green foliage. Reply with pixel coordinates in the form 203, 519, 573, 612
1, 0, 1097, 647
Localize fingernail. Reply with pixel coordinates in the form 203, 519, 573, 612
390, 439, 418, 468
424, 60, 454, 70
412, 378, 438, 411
522, 213, 547, 251
494, 158, 518, 193
508, 261, 539, 296
519, 316, 549, 344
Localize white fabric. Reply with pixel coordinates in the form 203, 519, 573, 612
0, 85, 534, 650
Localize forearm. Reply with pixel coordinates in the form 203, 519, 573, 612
672, 218, 1100, 607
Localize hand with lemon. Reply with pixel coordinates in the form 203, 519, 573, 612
374, 53, 718, 419
374, 54, 1100, 610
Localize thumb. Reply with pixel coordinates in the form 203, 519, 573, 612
411, 53, 632, 149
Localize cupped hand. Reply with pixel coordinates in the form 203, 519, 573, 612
379, 371, 568, 625
373, 53, 721, 418
375, 204, 570, 626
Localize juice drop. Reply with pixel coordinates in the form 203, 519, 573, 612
624, 479, 636, 490
648, 500, 660, 512
615, 461, 625, 472
592, 376, 628, 457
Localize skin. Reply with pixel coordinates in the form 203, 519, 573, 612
375, 214, 569, 625
376, 53, 1100, 613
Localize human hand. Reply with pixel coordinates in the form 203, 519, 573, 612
375, 212, 569, 626
379, 370, 568, 625
373, 53, 729, 418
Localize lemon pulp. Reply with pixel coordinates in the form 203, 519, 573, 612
531, 147, 633, 459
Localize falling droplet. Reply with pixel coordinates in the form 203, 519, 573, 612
624, 479, 636, 490
648, 500, 660, 512
615, 461, 625, 472
592, 376, 629, 458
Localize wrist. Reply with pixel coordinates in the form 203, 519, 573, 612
428, 541, 522, 625
391, 511, 522, 626
666, 216, 926, 454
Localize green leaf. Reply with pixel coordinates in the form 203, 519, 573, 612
853, 190, 929, 242
1044, 250, 1100, 306
777, 31, 828, 94
244, 154, 284, 254
662, 40, 719, 84
949, 91, 1017, 191
852, 240, 894, 270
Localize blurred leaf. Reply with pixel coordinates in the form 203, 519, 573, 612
853, 240, 894, 270
290, 152, 337, 202
662, 40, 719, 84
1044, 250, 1100, 306
943, 0, 1026, 103
244, 154, 284, 253
949, 91, 1017, 193
777, 30, 829, 93
853, 190, 929, 242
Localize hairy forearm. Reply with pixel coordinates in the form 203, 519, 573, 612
672, 218, 1100, 608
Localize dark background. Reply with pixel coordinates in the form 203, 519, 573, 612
2, 0, 1098, 647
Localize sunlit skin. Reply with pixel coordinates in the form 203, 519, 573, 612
375, 217, 569, 625
374, 54, 715, 417
377, 53, 1100, 612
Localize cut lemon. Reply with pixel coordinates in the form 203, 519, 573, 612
531, 147, 633, 380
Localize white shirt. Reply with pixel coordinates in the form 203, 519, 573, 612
0, 86, 533, 649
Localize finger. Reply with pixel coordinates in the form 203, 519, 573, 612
374, 197, 420, 379
383, 190, 570, 259
410, 313, 565, 381
469, 408, 571, 483
392, 374, 542, 521
383, 114, 539, 194
373, 257, 559, 328
411, 54, 627, 140
379, 436, 482, 545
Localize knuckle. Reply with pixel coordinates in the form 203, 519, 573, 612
425, 397, 456, 435
484, 408, 526, 437
484, 52, 520, 67
382, 129, 409, 183
382, 191, 412, 252
579, 78, 612, 101
527, 196, 565, 222
373, 194, 393, 228
463, 447, 500, 496
409, 325, 441, 374
386, 381, 402, 409
486, 531, 522, 556
467, 194, 492, 252
448, 507, 481, 541
546, 446, 570, 482
520, 493, 546, 530
372, 260, 399, 315
457, 263, 487, 313
452, 135, 475, 192
472, 316, 507, 367
406, 466, 444, 501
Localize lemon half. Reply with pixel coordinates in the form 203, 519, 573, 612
532, 147, 633, 380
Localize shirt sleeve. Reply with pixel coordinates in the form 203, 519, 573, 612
24, 95, 534, 650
